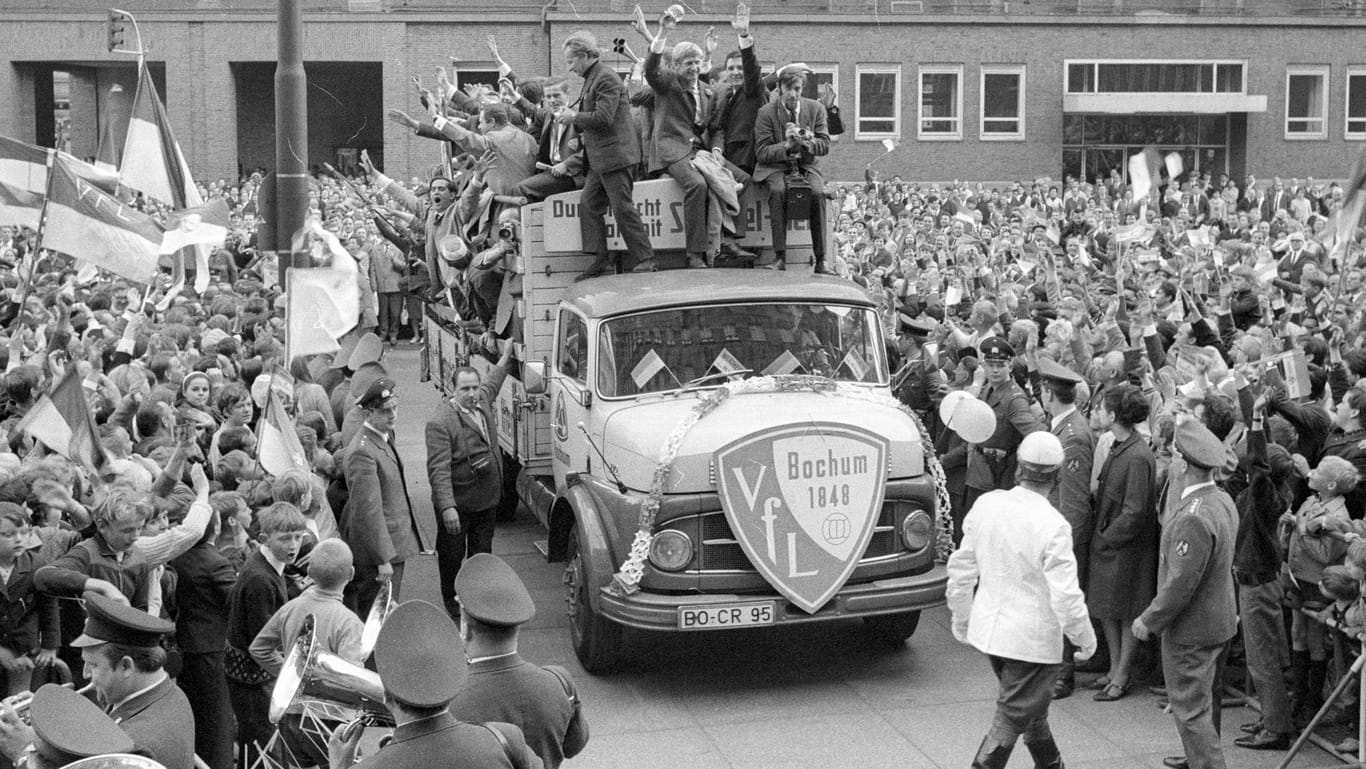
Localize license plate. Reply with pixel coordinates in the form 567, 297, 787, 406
678, 602, 775, 630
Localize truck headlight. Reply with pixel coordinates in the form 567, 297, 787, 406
648, 530, 694, 571
899, 510, 933, 552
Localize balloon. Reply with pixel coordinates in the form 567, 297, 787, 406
945, 394, 996, 444
938, 390, 969, 425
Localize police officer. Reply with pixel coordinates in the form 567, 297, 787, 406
891, 308, 947, 426
71, 596, 195, 769
0, 684, 137, 769
964, 337, 1042, 513
1132, 420, 1238, 769
451, 554, 588, 769
327, 600, 538, 769
947, 432, 1096, 769
1036, 358, 1096, 700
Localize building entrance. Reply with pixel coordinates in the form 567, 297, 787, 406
1062, 114, 1230, 186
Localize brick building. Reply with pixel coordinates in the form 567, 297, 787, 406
2, 0, 1362, 185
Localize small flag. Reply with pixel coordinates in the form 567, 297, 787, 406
840, 350, 869, 381
1113, 222, 1153, 245
16, 367, 106, 473
1187, 226, 1211, 250
257, 388, 310, 477
880, 139, 896, 153
1017, 259, 1037, 276
1164, 152, 1185, 182
762, 350, 802, 376
160, 198, 230, 255
945, 283, 963, 306
1128, 146, 1162, 202
711, 348, 746, 376
631, 349, 668, 389
42, 157, 163, 284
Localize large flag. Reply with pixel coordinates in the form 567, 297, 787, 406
42, 156, 163, 283
257, 388, 310, 477
0, 136, 121, 230
286, 220, 361, 360
16, 367, 106, 472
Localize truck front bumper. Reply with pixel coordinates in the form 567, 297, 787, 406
598, 564, 947, 632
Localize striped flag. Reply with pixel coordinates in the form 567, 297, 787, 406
42, 156, 163, 284
16, 367, 106, 473
0, 136, 48, 229
257, 388, 310, 477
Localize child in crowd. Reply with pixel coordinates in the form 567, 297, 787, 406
34, 486, 154, 609
0, 502, 57, 696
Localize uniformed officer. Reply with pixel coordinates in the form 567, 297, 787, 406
1132, 420, 1238, 769
71, 595, 195, 769
328, 600, 538, 769
947, 432, 1096, 769
0, 683, 136, 769
1036, 358, 1096, 700
964, 337, 1043, 514
891, 308, 948, 426
451, 554, 588, 769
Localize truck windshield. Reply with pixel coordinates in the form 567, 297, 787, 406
596, 304, 888, 398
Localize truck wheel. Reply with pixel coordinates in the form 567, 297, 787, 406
863, 611, 921, 648
565, 525, 622, 673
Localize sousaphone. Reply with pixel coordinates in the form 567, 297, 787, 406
360, 579, 396, 658
269, 614, 393, 727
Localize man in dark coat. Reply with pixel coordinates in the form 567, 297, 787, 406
560, 30, 655, 279
451, 555, 588, 769
425, 343, 513, 616
753, 65, 830, 273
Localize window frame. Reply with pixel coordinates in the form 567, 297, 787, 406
1063, 59, 1247, 95
1346, 65, 1366, 140
556, 310, 589, 384
800, 64, 840, 106
917, 64, 963, 141
979, 65, 1025, 141
854, 64, 902, 141
1285, 64, 1330, 140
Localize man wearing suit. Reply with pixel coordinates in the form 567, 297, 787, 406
341, 377, 423, 616
963, 337, 1043, 520
1036, 358, 1096, 700
710, 25, 764, 175
559, 31, 654, 280
1133, 420, 1239, 769
430, 103, 538, 198
72, 595, 196, 769
1262, 176, 1292, 221
645, 33, 717, 268
425, 343, 514, 617
947, 432, 1096, 769
754, 66, 830, 272
452, 555, 589, 769
512, 78, 584, 203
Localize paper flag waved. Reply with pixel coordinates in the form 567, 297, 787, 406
631, 349, 668, 389
881, 139, 896, 153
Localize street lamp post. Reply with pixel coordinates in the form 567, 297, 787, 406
275, 0, 309, 285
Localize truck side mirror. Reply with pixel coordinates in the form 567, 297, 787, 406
523, 361, 547, 394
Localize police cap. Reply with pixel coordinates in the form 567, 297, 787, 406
71, 595, 174, 649
454, 554, 536, 627
897, 312, 936, 338
374, 600, 463, 708
1037, 357, 1084, 388
1174, 418, 1225, 470
29, 684, 134, 767
357, 377, 398, 411
978, 337, 1015, 362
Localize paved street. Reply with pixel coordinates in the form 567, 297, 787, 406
386, 345, 1340, 769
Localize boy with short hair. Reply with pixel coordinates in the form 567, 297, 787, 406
226, 501, 307, 769
34, 486, 155, 609
0, 501, 58, 695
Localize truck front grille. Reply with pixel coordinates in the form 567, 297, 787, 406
689, 508, 900, 572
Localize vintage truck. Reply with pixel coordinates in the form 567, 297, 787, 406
425, 179, 946, 672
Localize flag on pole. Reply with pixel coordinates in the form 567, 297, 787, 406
285, 219, 361, 361
16, 367, 106, 473
160, 198, 230, 255
1, 136, 121, 229
42, 156, 163, 284
257, 388, 310, 477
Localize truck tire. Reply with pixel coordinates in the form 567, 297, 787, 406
565, 525, 622, 673
863, 611, 921, 648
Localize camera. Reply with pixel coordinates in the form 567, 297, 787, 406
498, 220, 520, 242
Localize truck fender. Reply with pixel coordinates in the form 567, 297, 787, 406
562, 482, 615, 614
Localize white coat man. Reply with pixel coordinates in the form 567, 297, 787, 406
947, 431, 1097, 769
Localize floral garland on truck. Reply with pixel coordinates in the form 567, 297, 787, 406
608, 375, 955, 597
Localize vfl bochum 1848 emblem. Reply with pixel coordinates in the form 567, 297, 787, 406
713, 423, 890, 614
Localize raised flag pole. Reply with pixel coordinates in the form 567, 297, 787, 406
10, 152, 56, 332
275, 0, 310, 287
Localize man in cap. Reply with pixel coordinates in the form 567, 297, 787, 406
964, 337, 1042, 514
890, 307, 947, 426
947, 431, 1096, 769
70, 595, 195, 769
328, 332, 382, 429
1132, 419, 1238, 769
340, 377, 423, 616
1034, 357, 1095, 700
328, 600, 538, 769
425, 341, 515, 618
0, 684, 135, 769
340, 359, 390, 447
451, 554, 588, 769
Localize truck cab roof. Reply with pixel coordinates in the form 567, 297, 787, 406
563, 272, 878, 320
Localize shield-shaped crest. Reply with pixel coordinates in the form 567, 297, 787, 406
714, 423, 889, 614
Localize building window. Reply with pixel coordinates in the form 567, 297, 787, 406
1065, 61, 1245, 94
1348, 67, 1366, 140
855, 65, 900, 139
919, 65, 962, 140
800, 65, 839, 106
980, 65, 1024, 140
1286, 66, 1328, 139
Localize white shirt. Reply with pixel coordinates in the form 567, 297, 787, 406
1050, 406, 1078, 432
259, 544, 289, 576
946, 486, 1095, 664
1181, 480, 1216, 500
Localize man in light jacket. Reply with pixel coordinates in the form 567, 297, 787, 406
947, 431, 1097, 769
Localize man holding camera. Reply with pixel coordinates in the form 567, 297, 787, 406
753, 65, 830, 273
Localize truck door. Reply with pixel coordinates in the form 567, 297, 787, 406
550, 309, 591, 491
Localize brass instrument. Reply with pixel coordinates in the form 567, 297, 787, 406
3, 683, 95, 723
269, 615, 392, 727
359, 580, 395, 658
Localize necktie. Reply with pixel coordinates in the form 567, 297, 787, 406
551, 124, 564, 164
692, 87, 703, 124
